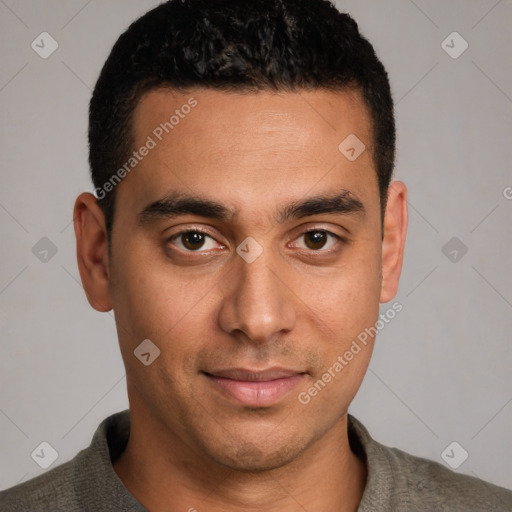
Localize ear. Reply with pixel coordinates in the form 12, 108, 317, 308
73, 192, 113, 312
380, 181, 408, 303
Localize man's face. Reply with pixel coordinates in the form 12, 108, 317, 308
104, 88, 392, 470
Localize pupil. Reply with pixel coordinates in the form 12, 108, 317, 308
183, 232, 205, 250
306, 231, 326, 250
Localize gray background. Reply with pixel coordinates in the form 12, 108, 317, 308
1, 0, 511, 492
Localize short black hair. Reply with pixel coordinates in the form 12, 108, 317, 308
89, 0, 395, 236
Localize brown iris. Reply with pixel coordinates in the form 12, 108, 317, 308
181, 232, 206, 250
304, 231, 328, 250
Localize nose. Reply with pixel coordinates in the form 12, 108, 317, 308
217, 246, 297, 344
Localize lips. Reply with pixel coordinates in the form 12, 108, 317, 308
203, 367, 306, 407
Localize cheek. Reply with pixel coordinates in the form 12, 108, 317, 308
296, 273, 379, 420
110, 248, 221, 418
293, 236, 382, 405
109, 242, 221, 363
301, 240, 382, 340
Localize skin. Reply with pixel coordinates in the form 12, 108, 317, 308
74, 87, 407, 511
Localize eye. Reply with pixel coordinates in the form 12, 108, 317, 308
168, 229, 222, 252
293, 229, 342, 251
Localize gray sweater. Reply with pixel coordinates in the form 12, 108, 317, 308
1, 409, 511, 511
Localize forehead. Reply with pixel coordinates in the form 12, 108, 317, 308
133, 86, 372, 148
121, 87, 378, 220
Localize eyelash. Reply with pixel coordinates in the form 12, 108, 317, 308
168, 228, 223, 252
167, 227, 345, 254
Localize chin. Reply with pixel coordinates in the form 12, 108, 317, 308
203, 432, 311, 473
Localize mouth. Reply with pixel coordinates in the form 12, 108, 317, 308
202, 367, 307, 407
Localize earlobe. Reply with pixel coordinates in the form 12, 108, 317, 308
379, 181, 408, 303
73, 192, 113, 312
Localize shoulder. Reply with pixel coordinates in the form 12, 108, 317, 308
384, 443, 512, 510
348, 415, 512, 511
0, 459, 78, 512
0, 410, 140, 512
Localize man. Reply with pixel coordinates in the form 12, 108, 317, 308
1, 0, 511, 510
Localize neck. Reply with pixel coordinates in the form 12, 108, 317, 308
114, 405, 366, 512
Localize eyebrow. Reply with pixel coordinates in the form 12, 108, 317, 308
137, 189, 365, 226
137, 193, 235, 225
277, 189, 365, 223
